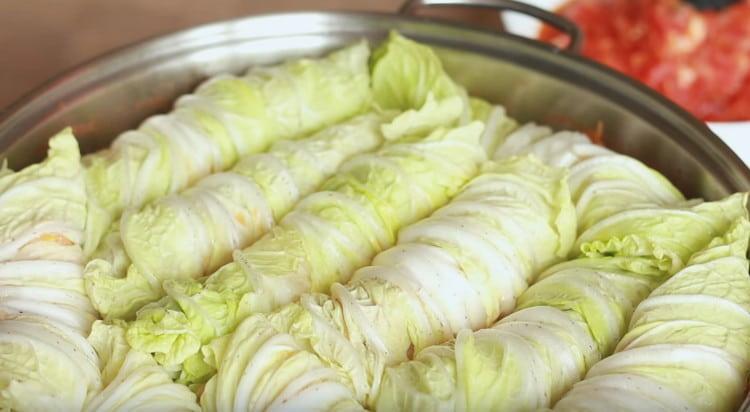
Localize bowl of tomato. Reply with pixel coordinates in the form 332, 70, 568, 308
503, 0, 750, 164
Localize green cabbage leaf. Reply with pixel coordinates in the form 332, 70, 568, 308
578, 192, 748, 275
371, 31, 463, 112
83, 321, 200, 412
555, 216, 750, 412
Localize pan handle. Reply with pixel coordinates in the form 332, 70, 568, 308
399, 0, 582, 53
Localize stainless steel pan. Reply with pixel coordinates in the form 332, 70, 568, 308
0, 0, 748, 201
0, 0, 748, 409
0, 0, 750, 199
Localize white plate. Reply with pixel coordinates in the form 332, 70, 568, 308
501, 0, 750, 166
708, 122, 750, 165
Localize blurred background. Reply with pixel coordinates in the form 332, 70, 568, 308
3, 0, 747, 143
0, 0, 419, 110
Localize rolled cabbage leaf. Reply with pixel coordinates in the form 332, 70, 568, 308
554, 216, 750, 412
83, 321, 200, 412
0, 130, 89, 328
0, 130, 102, 411
374, 192, 749, 411
200, 316, 365, 412
0, 316, 102, 411
83, 40, 371, 253
200, 155, 577, 411
493, 127, 685, 232
126, 121, 486, 382
85, 113, 387, 321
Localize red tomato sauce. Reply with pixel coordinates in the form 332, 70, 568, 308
540, 0, 750, 121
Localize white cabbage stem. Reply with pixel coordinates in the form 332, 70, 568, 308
493, 126, 684, 232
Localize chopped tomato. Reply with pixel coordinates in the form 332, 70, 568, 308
540, 0, 750, 122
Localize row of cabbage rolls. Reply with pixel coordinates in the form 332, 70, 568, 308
0, 31, 748, 412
